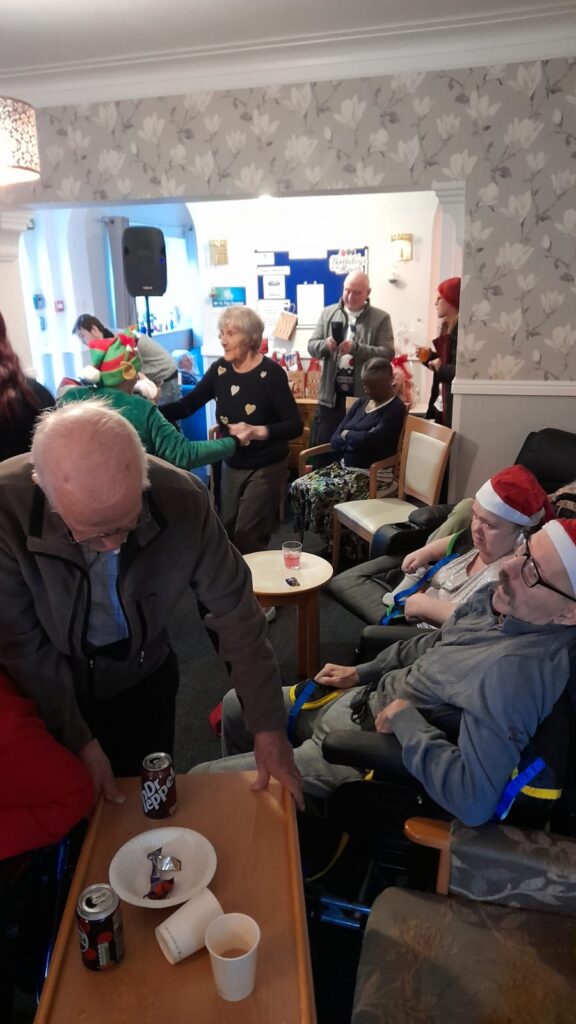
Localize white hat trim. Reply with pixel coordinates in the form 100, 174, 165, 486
475, 479, 544, 527
542, 521, 576, 594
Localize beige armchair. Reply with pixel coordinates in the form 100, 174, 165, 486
331, 415, 455, 568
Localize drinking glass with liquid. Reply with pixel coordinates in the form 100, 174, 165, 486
282, 541, 302, 570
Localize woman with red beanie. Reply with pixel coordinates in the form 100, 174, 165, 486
419, 276, 461, 427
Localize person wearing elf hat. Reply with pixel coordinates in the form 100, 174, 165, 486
417, 276, 461, 427
58, 331, 237, 473
196, 516, 576, 825
72, 314, 180, 405
381, 464, 553, 630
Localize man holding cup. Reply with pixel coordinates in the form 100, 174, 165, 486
307, 272, 394, 447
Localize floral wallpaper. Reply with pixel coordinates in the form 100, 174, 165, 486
10, 57, 576, 381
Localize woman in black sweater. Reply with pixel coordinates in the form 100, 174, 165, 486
161, 307, 302, 554
0, 312, 54, 462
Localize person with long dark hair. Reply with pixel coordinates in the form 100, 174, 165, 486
0, 312, 54, 462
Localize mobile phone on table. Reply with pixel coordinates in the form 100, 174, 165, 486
285, 577, 301, 587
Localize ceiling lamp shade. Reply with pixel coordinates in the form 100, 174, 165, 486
0, 97, 40, 186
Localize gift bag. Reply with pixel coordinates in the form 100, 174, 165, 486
274, 311, 298, 342
305, 358, 322, 398
288, 369, 306, 397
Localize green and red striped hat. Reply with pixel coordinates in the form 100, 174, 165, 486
87, 333, 141, 386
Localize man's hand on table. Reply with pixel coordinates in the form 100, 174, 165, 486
314, 663, 360, 689
252, 730, 304, 810
80, 738, 126, 804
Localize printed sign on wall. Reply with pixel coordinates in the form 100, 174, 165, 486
328, 249, 368, 275
211, 286, 246, 307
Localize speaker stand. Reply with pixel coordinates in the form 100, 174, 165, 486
144, 295, 153, 336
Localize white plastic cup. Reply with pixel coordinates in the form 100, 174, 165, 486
205, 912, 261, 1002
155, 887, 222, 965
282, 540, 302, 570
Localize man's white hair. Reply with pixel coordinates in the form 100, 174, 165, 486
32, 399, 150, 509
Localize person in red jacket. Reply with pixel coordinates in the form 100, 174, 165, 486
0, 670, 95, 1019
0, 671, 95, 861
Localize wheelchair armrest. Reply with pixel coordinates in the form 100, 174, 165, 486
408, 504, 454, 530
322, 730, 414, 784
369, 503, 456, 559
369, 522, 429, 559
354, 624, 422, 663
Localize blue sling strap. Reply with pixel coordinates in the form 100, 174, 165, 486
380, 552, 460, 625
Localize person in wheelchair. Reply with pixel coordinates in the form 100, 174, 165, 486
194, 519, 576, 827
381, 464, 553, 630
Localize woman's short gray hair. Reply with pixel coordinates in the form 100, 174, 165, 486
218, 306, 264, 352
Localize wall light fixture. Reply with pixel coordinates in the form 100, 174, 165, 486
390, 233, 413, 261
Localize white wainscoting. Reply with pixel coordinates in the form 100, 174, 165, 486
449, 380, 576, 501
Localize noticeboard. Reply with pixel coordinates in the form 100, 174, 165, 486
256, 248, 368, 327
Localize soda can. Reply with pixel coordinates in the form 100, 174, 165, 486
76, 884, 124, 971
141, 751, 177, 818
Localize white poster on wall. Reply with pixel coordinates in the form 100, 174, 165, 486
262, 274, 286, 299
296, 282, 324, 326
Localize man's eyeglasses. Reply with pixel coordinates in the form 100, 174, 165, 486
65, 508, 146, 547
514, 532, 576, 603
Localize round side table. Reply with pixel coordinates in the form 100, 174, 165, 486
243, 551, 333, 678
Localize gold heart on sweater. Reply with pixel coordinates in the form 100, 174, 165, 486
218, 366, 227, 375
245, 404, 256, 416
231, 385, 240, 395
260, 371, 267, 378
220, 415, 229, 424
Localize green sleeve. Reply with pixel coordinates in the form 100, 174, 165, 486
146, 405, 235, 468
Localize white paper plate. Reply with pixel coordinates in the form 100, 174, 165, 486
109, 827, 217, 908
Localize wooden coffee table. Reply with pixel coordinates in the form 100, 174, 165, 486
243, 551, 333, 678
36, 774, 316, 1024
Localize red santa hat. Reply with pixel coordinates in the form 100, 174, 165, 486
475, 465, 553, 528
541, 520, 576, 595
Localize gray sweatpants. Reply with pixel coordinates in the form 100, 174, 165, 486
192, 686, 369, 799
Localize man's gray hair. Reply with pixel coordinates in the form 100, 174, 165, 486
32, 399, 150, 506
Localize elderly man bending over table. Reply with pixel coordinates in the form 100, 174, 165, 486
0, 400, 302, 808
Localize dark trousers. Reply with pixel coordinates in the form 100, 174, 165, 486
220, 459, 288, 554
311, 399, 347, 446
81, 649, 180, 776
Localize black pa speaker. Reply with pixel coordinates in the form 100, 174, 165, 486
122, 226, 167, 297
